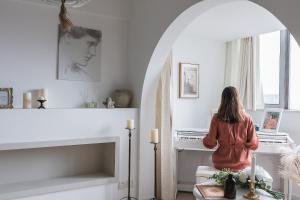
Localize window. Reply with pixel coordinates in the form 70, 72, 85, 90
289, 34, 300, 110
259, 31, 281, 105
258, 30, 300, 109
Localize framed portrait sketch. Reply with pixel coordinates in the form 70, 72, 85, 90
0, 88, 13, 109
261, 108, 283, 133
57, 25, 102, 82
179, 63, 199, 98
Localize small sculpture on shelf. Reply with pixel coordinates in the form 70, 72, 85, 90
103, 97, 115, 108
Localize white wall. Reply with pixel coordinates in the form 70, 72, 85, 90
171, 34, 226, 192
172, 36, 226, 129
0, 0, 136, 199
0, 0, 129, 108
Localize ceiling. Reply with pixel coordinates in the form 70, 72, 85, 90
182, 1, 286, 42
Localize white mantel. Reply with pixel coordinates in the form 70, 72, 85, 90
0, 108, 137, 143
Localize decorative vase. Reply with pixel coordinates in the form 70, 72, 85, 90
112, 89, 132, 108
224, 174, 236, 199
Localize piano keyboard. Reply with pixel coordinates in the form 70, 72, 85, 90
174, 129, 294, 154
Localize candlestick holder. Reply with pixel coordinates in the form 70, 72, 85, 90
150, 142, 159, 200
37, 99, 47, 109
243, 180, 260, 200
120, 128, 137, 200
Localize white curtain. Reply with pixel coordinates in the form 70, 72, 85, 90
155, 53, 176, 200
224, 37, 264, 110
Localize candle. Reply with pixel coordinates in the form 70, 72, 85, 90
38, 89, 48, 108
23, 92, 32, 109
127, 119, 134, 129
38, 89, 48, 100
251, 153, 256, 182
38, 96, 45, 101
150, 129, 159, 144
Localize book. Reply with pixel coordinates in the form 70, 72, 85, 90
196, 184, 226, 199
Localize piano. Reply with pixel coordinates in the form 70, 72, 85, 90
174, 128, 295, 154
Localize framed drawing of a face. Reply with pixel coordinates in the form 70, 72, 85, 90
0, 88, 13, 109
179, 63, 199, 98
261, 108, 283, 133
57, 25, 102, 82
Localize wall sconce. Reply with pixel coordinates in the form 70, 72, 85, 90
43, 0, 91, 8
42, 0, 92, 32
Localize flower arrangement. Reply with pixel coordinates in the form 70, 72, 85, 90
210, 168, 285, 199
280, 145, 300, 186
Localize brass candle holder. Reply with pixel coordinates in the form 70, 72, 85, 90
243, 180, 260, 200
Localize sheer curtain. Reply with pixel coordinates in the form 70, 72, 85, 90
155, 53, 176, 200
225, 37, 264, 110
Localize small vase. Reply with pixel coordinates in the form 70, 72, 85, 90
112, 89, 132, 108
224, 174, 236, 199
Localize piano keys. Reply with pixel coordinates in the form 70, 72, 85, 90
174, 129, 295, 154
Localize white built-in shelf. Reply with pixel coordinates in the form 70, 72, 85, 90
0, 173, 116, 200
0, 137, 119, 200
0, 137, 118, 151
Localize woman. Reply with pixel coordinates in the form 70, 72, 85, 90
203, 86, 259, 171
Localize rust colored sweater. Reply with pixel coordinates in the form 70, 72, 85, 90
203, 113, 259, 171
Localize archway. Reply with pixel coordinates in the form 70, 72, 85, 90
137, 0, 300, 199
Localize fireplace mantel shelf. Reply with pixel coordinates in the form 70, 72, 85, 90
0, 137, 118, 151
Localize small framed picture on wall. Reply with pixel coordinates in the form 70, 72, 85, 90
0, 88, 13, 109
179, 63, 199, 98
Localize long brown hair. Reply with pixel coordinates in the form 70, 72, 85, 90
217, 86, 244, 123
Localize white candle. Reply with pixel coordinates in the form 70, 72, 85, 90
38, 89, 48, 99
150, 129, 159, 144
23, 92, 32, 109
127, 119, 134, 129
251, 153, 256, 182
38, 89, 48, 108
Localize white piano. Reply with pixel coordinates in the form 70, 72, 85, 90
174, 128, 295, 154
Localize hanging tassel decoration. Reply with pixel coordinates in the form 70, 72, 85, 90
59, 0, 73, 32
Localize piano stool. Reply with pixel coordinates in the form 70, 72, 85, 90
195, 166, 218, 184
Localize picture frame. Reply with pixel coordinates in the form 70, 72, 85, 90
0, 88, 13, 109
179, 63, 199, 98
57, 25, 102, 82
260, 108, 283, 133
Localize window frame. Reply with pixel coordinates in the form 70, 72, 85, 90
263, 30, 290, 109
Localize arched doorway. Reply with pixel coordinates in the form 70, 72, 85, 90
137, 0, 300, 199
